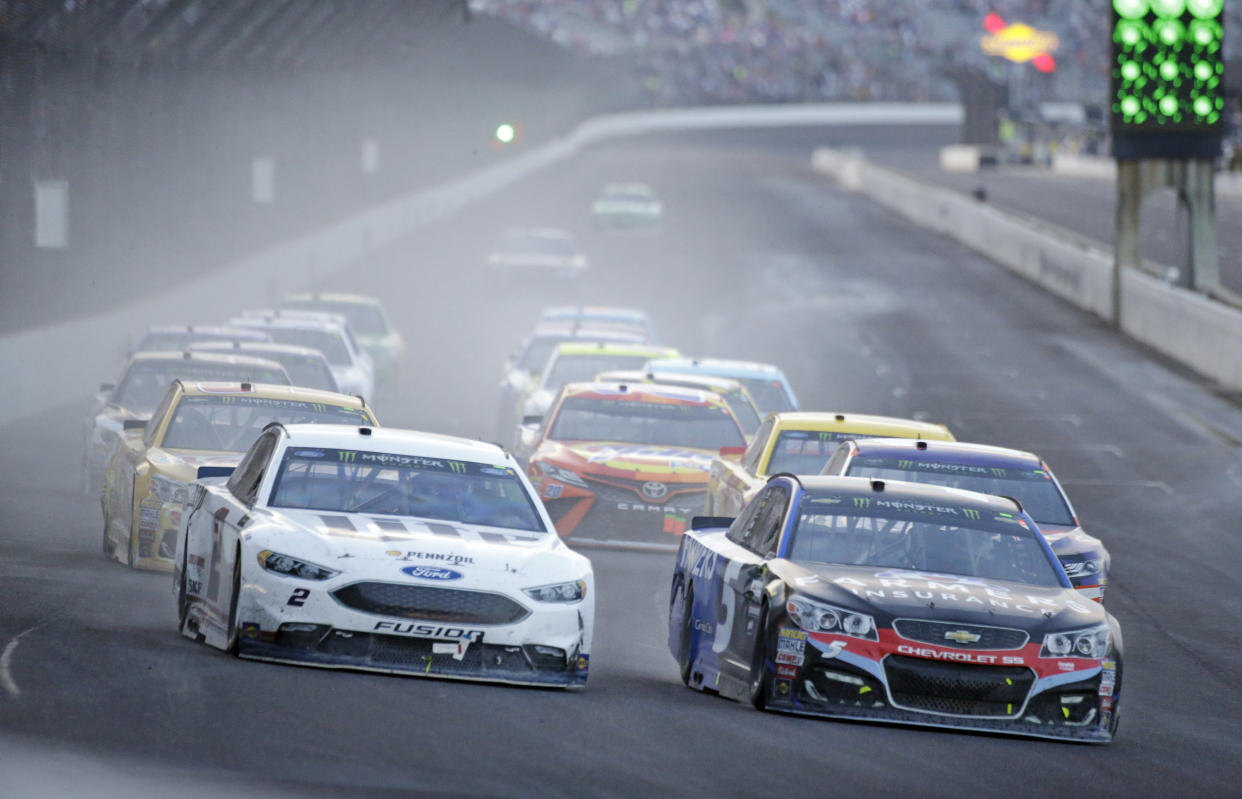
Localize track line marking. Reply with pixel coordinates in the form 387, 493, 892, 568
2, 623, 46, 699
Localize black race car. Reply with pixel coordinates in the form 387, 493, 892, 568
668, 474, 1122, 742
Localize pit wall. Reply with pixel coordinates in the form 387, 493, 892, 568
812, 148, 1242, 392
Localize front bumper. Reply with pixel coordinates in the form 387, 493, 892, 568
764, 629, 1118, 743
235, 569, 591, 687
540, 478, 705, 543
133, 498, 180, 572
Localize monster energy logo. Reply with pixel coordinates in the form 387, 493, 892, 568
991, 468, 1007, 478
313, 403, 327, 413
853, 497, 871, 508
447, 460, 467, 474
962, 508, 981, 520
338, 450, 357, 463
898, 459, 916, 469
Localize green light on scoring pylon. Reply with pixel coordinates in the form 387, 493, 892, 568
1154, 18, 1185, 45
494, 123, 516, 144
1114, 0, 1149, 19
1150, 0, 1185, 18
1121, 60, 1142, 80
1158, 95, 1179, 116
1186, 0, 1223, 19
1159, 60, 1179, 80
1193, 61, 1213, 80
1121, 96, 1142, 116
1193, 96, 1213, 115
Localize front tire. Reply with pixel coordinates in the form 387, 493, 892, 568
225, 550, 241, 654
675, 580, 695, 687
748, 602, 771, 711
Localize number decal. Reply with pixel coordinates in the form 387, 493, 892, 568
712, 559, 743, 654
286, 588, 310, 607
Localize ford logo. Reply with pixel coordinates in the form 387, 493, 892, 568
401, 566, 463, 581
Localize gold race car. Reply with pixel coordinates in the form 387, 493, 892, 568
101, 381, 377, 570
704, 411, 955, 516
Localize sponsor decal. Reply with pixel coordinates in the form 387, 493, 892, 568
693, 619, 714, 635
1102, 659, 1116, 670
833, 573, 1095, 617
385, 550, 401, 557
373, 621, 482, 640
399, 551, 475, 566
776, 664, 799, 678
794, 575, 820, 587
447, 460, 467, 474
294, 450, 325, 458
543, 482, 563, 499
1059, 662, 1077, 672
577, 655, 590, 673
139, 505, 160, 532
401, 565, 463, 581
776, 651, 805, 666
778, 637, 806, 655
1100, 697, 1113, 710
775, 679, 792, 697
779, 628, 808, 641
239, 622, 261, 640
338, 450, 357, 463
897, 644, 1025, 665
641, 481, 669, 500
1099, 684, 1114, 697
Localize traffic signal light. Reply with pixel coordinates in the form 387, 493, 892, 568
1111, 0, 1225, 133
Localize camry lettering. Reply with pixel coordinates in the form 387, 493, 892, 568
616, 502, 696, 514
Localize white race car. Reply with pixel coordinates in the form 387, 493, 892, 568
174, 424, 594, 687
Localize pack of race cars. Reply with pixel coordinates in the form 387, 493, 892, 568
88, 282, 1121, 742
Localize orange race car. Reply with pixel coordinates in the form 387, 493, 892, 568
527, 381, 746, 545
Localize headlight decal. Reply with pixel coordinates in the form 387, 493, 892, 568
1040, 624, 1110, 659
786, 595, 878, 641
257, 550, 339, 581
523, 579, 586, 603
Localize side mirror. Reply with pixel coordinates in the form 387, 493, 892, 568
122, 419, 146, 432
521, 414, 543, 427
99, 382, 115, 394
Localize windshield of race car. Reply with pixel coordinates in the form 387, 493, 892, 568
739, 378, 794, 415
263, 328, 350, 365
269, 447, 547, 532
767, 430, 862, 474
544, 354, 652, 390
844, 456, 1076, 526
113, 362, 290, 413
267, 353, 338, 392
160, 396, 372, 452
787, 491, 1064, 586
548, 396, 744, 449
282, 302, 388, 337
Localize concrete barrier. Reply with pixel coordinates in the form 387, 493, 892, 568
813, 147, 1242, 392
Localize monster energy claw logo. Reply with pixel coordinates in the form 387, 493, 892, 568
338, 450, 357, 463
447, 461, 467, 474
898, 460, 916, 469
962, 508, 981, 520
853, 497, 871, 508
990, 468, 1007, 478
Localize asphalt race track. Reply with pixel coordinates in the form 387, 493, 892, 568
3, 127, 1242, 797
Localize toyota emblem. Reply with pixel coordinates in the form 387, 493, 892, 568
641, 481, 669, 500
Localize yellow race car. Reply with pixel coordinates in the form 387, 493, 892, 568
704, 411, 955, 516
101, 380, 377, 571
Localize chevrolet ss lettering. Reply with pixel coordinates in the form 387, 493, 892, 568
669, 476, 1122, 742
176, 425, 594, 687
402, 565, 463, 581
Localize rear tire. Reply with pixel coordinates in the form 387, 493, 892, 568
748, 602, 771, 711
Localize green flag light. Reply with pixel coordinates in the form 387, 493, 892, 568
1114, 0, 1149, 19
494, 123, 516, 144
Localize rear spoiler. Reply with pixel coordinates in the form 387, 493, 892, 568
690, 516, 734, 531
196, 466, 235, 480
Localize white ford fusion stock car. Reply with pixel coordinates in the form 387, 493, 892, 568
174, 423, 594, 687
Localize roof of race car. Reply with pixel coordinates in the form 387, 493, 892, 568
785, 474, 1024, 515
189, 341, 331, 359
560, 380, 728, 407
553, 341, 678, 358
645, 356, 788, 381
594, 368, 744, 393
845, 438, 1040, 468
231, 315, 347, 333
175, 381, 369, 410
276, 424, 510, 464
528, 322, 647, 342
142, 324, 269, 339
539, 306, 650, 324
125, 349, 288, 370
769, 412, 955, 441
281, 292, 381, 307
